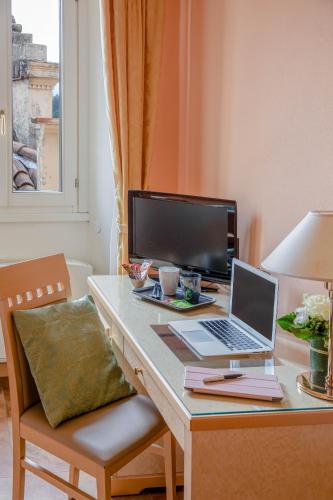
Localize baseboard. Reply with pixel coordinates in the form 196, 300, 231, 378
110, 472, 184, 496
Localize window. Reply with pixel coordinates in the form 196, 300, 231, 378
0, 0, 87, 218
12, 0, 61, 192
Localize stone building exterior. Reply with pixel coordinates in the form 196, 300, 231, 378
12, 16, 60, 191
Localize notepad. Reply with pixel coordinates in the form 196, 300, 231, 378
184, 366, 284, 401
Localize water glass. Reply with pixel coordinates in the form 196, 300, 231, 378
180, 272, 201, 304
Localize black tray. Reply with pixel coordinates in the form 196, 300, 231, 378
132, 286, 216, 311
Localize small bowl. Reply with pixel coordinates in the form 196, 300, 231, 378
130, 278, 146, 289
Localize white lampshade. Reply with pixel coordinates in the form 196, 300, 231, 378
261, 211, 333, 282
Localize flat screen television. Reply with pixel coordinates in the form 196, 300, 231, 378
128, 190, 238, 283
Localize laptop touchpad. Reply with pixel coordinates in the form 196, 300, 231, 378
182, 331, 215, 343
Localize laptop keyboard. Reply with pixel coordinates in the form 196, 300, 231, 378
198, 319, 263, 351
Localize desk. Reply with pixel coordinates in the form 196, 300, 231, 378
89, 276, 333, 499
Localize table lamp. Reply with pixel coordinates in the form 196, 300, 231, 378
261, 211, 333, 401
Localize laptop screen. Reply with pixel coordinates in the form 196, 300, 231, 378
231, 262, 277, 342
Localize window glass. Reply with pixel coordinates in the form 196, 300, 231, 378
11, 0, 61, 192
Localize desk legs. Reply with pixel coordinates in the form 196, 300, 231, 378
184, 423, 333, 500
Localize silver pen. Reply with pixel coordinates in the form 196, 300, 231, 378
203, 372, 244, 384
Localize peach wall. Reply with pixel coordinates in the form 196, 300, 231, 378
180, 0, 333, 313
148, 0, 180, 192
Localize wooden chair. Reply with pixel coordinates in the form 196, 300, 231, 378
0, 254, 176, 500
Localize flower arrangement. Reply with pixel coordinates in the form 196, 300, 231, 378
277, 294, 329, 348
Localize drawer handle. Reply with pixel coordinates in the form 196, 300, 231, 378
134, 367, 143, 375
0, 110, 6, 136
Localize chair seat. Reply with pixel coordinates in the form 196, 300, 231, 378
21, 394, 166, 467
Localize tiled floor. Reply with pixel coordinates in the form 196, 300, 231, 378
0, 378, 183, 499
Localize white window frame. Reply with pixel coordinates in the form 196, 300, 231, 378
0, 0, 89, 221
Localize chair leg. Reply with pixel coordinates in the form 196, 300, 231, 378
68, 466, 80, 499
12, 437, 26, 500
164, 431, 176, 500
96, 468, 111, 500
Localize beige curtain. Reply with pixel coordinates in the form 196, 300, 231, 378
100, 0, 165, 273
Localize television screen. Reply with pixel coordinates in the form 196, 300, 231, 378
128, 191, 238, 283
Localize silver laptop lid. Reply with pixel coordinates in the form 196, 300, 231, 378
229, 259, 279, 349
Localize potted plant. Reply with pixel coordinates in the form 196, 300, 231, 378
277, 294, 329, 384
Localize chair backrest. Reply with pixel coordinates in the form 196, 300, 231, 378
0, 254, 71, 422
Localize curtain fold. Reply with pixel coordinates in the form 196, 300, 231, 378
100, 0, 165, 273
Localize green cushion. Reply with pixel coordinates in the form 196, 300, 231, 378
13, 296, 136, 428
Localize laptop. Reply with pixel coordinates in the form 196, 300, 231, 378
168, 259, 279, 357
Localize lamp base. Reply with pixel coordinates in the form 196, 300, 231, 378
296, 371, 333, 401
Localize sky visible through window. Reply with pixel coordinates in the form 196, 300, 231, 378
12, 0, 59, 63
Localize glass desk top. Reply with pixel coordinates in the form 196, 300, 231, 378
89, 275, 333, 418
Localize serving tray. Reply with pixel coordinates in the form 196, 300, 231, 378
132, 285, 216, 311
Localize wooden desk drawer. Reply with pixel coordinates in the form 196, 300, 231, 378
124, 339, 146, 386
94, 298, 112, 335
109, 343, 185, 493
112, 342, 146, 394
123, 339, 185, 448
111, 324, 124, 352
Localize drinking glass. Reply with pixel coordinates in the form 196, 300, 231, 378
180, 272, 201, 304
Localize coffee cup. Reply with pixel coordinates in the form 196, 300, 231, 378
159, 266, 180, 296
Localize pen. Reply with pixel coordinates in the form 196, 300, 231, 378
203, 372, 244, 384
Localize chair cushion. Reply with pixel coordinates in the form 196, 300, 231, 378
21, 395, 166, 467
13, 296, 136, 428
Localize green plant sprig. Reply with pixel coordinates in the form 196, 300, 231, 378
277, 312, 329, 347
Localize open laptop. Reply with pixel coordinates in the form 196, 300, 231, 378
168, 259, 278, 357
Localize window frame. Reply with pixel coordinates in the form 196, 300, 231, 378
0, 0, 89, 220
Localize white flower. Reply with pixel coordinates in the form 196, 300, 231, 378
294, 306, 308, 324
302, 294, 330, 321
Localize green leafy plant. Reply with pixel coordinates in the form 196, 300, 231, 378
277, 295, 329, 348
